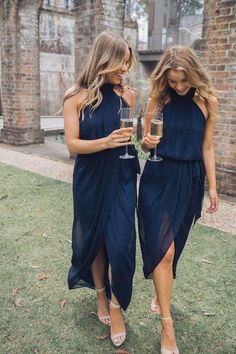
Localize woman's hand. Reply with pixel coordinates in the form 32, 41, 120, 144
104, 127, 133, 149
142, 133, 160, 150
206, 188, 219, 213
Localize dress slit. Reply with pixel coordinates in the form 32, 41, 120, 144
68, 83, 140, 310
138, 87, 205, 279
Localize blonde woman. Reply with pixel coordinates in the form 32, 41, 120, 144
138, 46, 219, 354
63, 32, 140, 347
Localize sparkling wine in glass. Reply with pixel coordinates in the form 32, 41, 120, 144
148, 112, 163, 162
119, 107, 135, 159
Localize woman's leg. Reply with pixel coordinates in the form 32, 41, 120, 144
152, 241, 178, 351
108, 265, 126, 345
151, 284, 161, 313
91, 247, 110, 324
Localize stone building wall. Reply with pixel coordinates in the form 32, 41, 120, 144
0, 0, 44, 145
74, 0, 125, 74
43, 0, 74, 9
200, 0, 236, 196
40, 2, 75, 115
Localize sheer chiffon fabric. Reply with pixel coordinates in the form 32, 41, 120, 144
68, 84, 140, 310
138, 87, 205, 278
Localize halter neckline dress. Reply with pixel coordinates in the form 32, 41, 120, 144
138, 87, 206, 278
68, 83, 140, 310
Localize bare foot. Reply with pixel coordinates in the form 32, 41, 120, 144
161, 317, 178, 353
97, 288, 110, 325
110, 302, 126, 347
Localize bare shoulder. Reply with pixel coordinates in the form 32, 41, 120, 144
122, 86, 135, 107
208, 94, 218, 107
208, 94, 218, 121
193, 92, 209, 120
64, 87, 88, 112
123, 85, 135, 97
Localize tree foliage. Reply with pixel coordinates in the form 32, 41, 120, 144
126, 0, 203, 18
180, 0, 203, 15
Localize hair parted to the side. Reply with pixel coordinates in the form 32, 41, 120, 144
63, 32, 136, 111
151, 45, 217, 117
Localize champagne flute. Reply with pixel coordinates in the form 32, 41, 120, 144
148, 112, 163, 162
119, 107, 135, 159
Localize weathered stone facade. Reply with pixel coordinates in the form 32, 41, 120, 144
0, 0, 235, 197
74, 0, 125, 74
0, 0, 44, 145
200, 0, 236, 196
40, 3, 75, 115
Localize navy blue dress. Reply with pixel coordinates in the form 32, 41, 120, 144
138, 87, 205, 279
68, 83, 140, 310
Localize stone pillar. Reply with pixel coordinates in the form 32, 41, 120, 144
74, 0, 125, 74
148, 0, 165, 50
165, 0, 180, 47
200, 0, 236, 197
0, 0, 44, 145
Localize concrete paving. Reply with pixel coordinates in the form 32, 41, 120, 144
0, 116, 64, 133
0, 142, 235, 235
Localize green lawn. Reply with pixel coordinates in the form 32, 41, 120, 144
0, 163, 235, 354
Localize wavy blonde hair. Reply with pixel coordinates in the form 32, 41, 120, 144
63, 32, 135, 111
151, 45, 217, 117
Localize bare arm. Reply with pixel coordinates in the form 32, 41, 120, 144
63, 91, 132, 155
202, 96, 219, 213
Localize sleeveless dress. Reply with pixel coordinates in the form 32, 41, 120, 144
68, 83, 140, 310
138, 87, 206, 279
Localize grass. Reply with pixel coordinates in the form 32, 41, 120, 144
0, 163, 235, 354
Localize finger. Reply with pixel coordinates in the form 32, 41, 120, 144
114, 137, 131, 143
206, 208, 217, 214
113, 134, 131, 140
119, 127, 133, 133
206, 204, 218, 213
145, 140, 158, 147
150, 137, 160, 144
143, 138, 153, 146
114, 142, 132, 147
211, 198, 218, 210
145, 136, 160, 144
112, 129, 132, 136
117, 133, 132, 139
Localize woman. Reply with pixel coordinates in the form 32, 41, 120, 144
63, 32, 140, 347
138, 45, 219, 354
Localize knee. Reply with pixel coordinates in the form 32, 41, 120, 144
161, 245, 175, 267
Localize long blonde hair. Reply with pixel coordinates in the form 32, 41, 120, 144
63, 32, 135, 111
151, 45, 217, 116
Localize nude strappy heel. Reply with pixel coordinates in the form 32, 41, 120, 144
110, 300, 126, 347
161, 317, 179, 354
96, 287, 110, 326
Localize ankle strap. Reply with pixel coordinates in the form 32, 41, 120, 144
110, 300, 121, 309
96, 287, 105, 293
161, 316, 172, 321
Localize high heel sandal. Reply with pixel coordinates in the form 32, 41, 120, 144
96, 287, 110, 326
151, 296, 161, 314
110, 300, 126, 347
161, 317, 179, 354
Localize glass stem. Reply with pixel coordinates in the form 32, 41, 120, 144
125, 144, 128, 156
153, 146, 157, 158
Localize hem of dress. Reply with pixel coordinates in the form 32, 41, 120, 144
68, 280, 95, 291
143, 210, 202, 280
